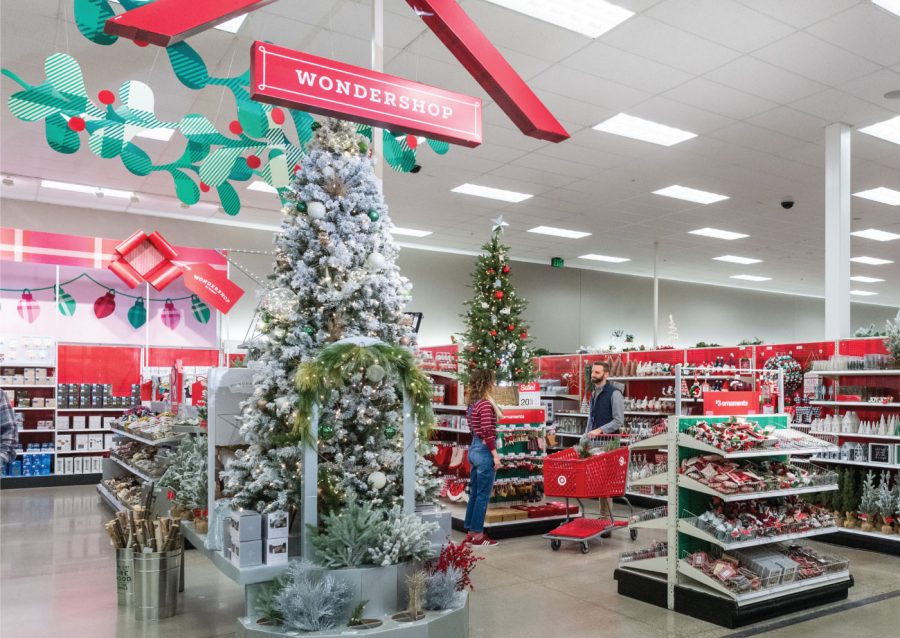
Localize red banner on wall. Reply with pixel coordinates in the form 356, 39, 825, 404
250, 42, 483, 147
704, 391, 761, 416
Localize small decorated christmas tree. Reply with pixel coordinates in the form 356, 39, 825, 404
458, 218, 535, 384
875, 471, 895, 533
859, 470, 878, 531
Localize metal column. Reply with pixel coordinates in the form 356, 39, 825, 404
301, 405, 319, 559
402, 392, 416, 514
824, 123, 851, 339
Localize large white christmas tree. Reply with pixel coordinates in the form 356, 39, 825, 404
224, 119, 439, 513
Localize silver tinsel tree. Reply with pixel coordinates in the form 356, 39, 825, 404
223, 118, 438, 512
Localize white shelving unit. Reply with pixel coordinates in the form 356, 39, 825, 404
811, 401, 900, 408
810, 369, 900, 377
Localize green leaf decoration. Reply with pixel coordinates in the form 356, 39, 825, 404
121, 142, 153, 176
167, 43, 210, 90
45, 112, 80, 154
57, 287, 77, 317
200, 147, 247, 187
227, 154, 253, 181
382, 130, 416, 172
127, 298, 147, 329
237, 99, 269, 139
7, 54, 98, 122
216, 182, 241, 216
74, 0, 117, 46
170, 170, 200, 205
88, 121, 125, 159
427, 138, 450, 155
191, 295, 211, 324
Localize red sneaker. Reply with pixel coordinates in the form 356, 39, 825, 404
468, 534, 498, 547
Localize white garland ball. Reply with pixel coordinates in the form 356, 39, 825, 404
365, 252, 387, 271
367, 471, 387, 490
261, 287, 298, 320
308, 201, 327, 219
366, 364, 386, 383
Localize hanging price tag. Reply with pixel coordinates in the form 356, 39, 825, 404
518, 382, 541, 407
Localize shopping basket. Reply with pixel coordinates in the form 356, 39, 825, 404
543, 446, 629, 499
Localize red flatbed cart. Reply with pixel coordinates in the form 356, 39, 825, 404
542, 442, 635, 553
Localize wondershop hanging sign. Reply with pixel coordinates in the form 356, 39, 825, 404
250, 42, 483, 147
182, 264, 244, 314
704, 391, 761, 416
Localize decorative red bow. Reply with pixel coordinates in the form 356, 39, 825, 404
108, 230, 183, 290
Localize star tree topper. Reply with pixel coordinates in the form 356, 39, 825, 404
491, 215, 509, 234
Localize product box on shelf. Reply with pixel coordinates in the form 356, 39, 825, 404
73, 457, 83, 474
88, 415, 102, 430
263, 510, 289, 539
90, 457, 102, 473
229, 512, 262, 543
74, 434, 88, 451
264, 537, 289, 565
88, 434, 104, 451
46, 398, 56, 408
230, 539, 262, 568
31, 397, 45, 408
103, 434, 113, 450
72, 416, 86, 429
24, 369, 35, 384
63, 457, 73, 474
56, 436, 72, 452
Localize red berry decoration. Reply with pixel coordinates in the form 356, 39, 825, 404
487, 268, 496, 275
495, 359, 502, 366
405, 134, 418, 149
494, 291, 504, 299
133, 40, 149, 47
507, 324, 515, 332
246, 155, 262, 169
271, 108, 285, 125
229, 120, 243, 135
68, 116, 86, 132
502, 265, 510, 274
294, 164, 302, 174
199, 182, 210, 193
98, 90, 115, 105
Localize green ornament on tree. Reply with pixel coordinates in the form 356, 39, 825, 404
127, 298, 147, 329
296, 201, 308, 213
383, 424, 397, 439
320, 422, 335, 440
303, 325, 315, 335
191, 294, 211, 324
359, 141, 368, 153
367, 210, 379, 222
57, 287, 76, 317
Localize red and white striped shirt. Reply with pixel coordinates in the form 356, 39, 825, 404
467, 399, 498, 451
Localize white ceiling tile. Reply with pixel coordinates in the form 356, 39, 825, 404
705, 56, 828, 104
747, 107, 830, 143
530, 66, 652, 112
734, 0, 861, 29
807, 3, 900, 66
840, 69, 900, 107
752, 32, 882, 87
790, 89, 898, 127
663, 78, 778, 120
626, 96, 735, 134
560, 41, 694, 94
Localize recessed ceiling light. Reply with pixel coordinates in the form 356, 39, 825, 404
450, 183, 532, 203
850, 276, 885, 283
485, 0, 634, 38
528, 226, 591, 239
41, 179, 133, 198
730, 274, 772, 282
392, 227, 433, 238
247, 181, 278, 193
850, 290, 879, 297
851, 228, 900, 241
134, 128, 175, 142
579, 253, 630, 263
853, 187, 900, 206
654, 185, 729, 204
872, 1, 900, 18
713, 255, 762, 265
858, 114, 900, 146
851, 256, 894, 265
689, 227, 749, 240
593, 113, 697, 146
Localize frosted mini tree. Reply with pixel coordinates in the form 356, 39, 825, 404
224, 118, 437, 512
458, 219, 535, 384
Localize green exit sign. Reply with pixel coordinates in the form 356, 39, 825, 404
551, 257, 564, 268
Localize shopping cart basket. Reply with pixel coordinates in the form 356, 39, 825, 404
542, 441, 634, 553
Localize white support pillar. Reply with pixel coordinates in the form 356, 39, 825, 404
301, 405, 319, 559
824, 123, 851, 339
652, 242, 659, 349
402, 393, 416, 514
371, 0, 384, 182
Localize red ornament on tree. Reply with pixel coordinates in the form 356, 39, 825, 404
487, 268, 496, 275
490, 329, 497, 336
495, 359, 502, 366
17, 290, 40, 324
98, 90, 115, 105
494, 291, 504, 299
519, 331, 528, 340
246, 155, 261, 169
68, 116, 86, 132
507, 324, 515, 332
93, 290, 116, 319
161, 299, 181, 330
502, 265, 510, 274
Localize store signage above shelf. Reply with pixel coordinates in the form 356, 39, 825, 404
704, 391, 760, 416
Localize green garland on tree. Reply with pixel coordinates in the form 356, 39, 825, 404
458, 219, 535, 384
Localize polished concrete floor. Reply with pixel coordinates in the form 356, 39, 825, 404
2, 486, 899, 638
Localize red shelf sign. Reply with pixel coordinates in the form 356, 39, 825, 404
250, 42, 483, 148
704, 391, 761, 416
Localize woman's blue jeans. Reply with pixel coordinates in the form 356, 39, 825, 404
463, 437, 496, 533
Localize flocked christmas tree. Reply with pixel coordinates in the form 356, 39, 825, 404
458, 218, 535, 384
223, 118, 439, 513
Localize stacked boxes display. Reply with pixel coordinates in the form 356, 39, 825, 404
263, 511, 289, 565
227, 512, 262, 568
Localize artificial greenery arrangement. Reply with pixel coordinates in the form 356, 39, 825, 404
884, 310, 900, 366
275, 560, 351, 632
859, 471, 878, 532
738, 337, 764, 345
254, 573, 289, 625
424, 566, 465, 611
157, 435, 208, 513
308, 494, 437, 568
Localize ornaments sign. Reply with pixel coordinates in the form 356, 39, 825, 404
251, 43, 483, 148
703, 392, 761, 416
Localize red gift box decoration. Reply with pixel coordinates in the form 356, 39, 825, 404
108, 230, 183, 291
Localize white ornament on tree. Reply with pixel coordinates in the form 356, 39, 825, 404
367, 471, 387, 490
262, 287, 299, 320
366, 364, 386, 383
366, 252, 387, 271
308, 201, 327, 219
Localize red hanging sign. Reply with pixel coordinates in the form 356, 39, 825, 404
250, 43, 483, 148
704, 391, 761, 416
181, 263, 244, 314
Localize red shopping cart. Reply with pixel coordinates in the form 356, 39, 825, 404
542, 442, 635, 553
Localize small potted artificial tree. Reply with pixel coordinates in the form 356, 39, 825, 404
876, 471, 895, 535
858, 471, 878, 533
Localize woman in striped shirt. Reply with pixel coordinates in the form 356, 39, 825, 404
463, 369, 503, 547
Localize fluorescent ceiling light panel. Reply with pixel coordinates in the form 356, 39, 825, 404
134, 128, 175, 141
850, 290, 879, 296
41, 179, 133, 198
872, 1, 900, 18
853, 187, 900, 206
851, 256, 894, 265
730, 274, 772, 282
528, 226, 591, 239
850, 276, 885, 283
689, 227, 748, 240
579, 254, 630, 263
485, 0, 634, 38
858, 115, 900, 146
391, 227, 433, 238
851, 228, 900, 241
713, 255, 762, 265
247, 181, 278, 193
451, 183, 532, 203
654, 185, 729, 204
592, 113, 696, 146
